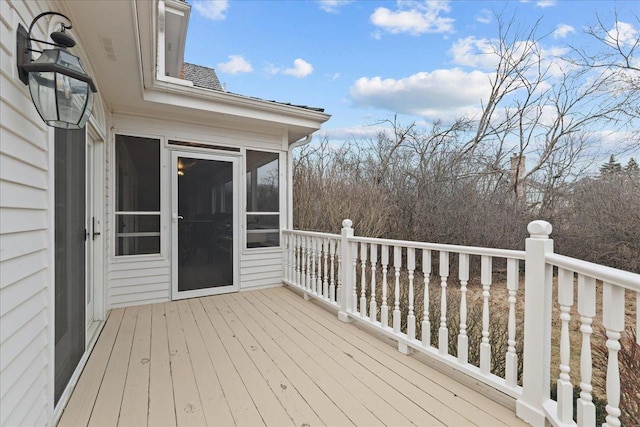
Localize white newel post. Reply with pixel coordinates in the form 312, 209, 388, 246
338, 219, 354, 323
516, 220, 553, 427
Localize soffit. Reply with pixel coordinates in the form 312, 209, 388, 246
64, 0, 330, 143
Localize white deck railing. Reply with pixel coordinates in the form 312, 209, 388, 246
282, 220, 640, 427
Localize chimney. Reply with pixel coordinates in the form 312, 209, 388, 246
510, 154, 526, 199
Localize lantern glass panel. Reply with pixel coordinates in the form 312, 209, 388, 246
29, 71, 56, 122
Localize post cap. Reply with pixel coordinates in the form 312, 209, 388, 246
342, 219, 353, 228
527, 220, 552, 238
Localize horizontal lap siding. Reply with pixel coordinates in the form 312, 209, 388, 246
108, 259, 171, 308
0, 2, 53, 425
240, 249, 283, 290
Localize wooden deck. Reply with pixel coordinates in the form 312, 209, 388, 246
58, 286, 527, 426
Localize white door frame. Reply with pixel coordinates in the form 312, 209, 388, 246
171, 150, 240, 300
86, 124, 105, 342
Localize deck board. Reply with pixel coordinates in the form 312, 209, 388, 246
118, 304, 152, 427
177, 300, 235, 426
219, 294, 354, 427
148, 302, 177, 427
165, 301, 207, 426
57, 309, 121, 427
88, 306, 137, 426
58, 286, 528, 426
273, 287, 526, 426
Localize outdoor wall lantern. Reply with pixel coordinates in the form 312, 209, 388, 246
17, 12, 97, 129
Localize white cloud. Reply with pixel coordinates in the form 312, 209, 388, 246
284, 59, 314, 78
553, 24, 575, 39
193, 0, 229, 20
606, 21, 639, 47
269, 59, 314, 78
536, 0, 557, 7
370, 0, 455, 36
449, 36, 498, 69
519, 0, 557, 7
349, 68, 490, 118
318, 0, 352, 13
475, 9, 493, 25
216, 55, 253, 74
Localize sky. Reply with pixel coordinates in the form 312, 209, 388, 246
184, 0, 639, 163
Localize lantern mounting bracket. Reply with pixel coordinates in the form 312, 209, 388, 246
16, 11, 74, 85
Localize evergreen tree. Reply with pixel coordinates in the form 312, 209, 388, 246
625, 157, 639, 175
600, 154, 622, 176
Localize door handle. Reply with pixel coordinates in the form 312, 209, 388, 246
172, 213, 184, 222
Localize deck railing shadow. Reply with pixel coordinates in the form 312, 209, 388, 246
282, 219, 639, 427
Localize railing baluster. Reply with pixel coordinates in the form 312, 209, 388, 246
322, 239, 329, 298
505, 258, 519, 387
336, 241, 342, 306
316, 238, 323, 295
360, 243, 368, 317
422, 250, 431, 347
288, 233, 293, 283
381, 245, 389, 328
304, 236, 310, 291
283, 233, 288, 282
557, 268, 574, 423
329, 240, 336, 302
480, 255, 492, 372
407, 247, 416, 340
393, 246, 402, 334
311, 237, 317, 294
369, 245, 378, 323
458, 253, 470, 364
295, 235, 301, 287
352, 241, 358, 313
603, 282, 624, 427
439, 251, 449, 355
577, 274, 596, 427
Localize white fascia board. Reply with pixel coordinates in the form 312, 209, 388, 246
143, 80, 330, 130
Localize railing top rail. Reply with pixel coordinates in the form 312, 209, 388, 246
347, 235, 526, 260
284, 229, 340, 240
546, 253, 640, 292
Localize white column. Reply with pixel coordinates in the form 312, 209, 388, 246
338, 219, 354, 322
458, 253, 470, 365
557, 268, 574, 423
603, 282, 624, 427
516, 220, 553, 427
577, 274, 596, 427
505, 258, 519, 388
393, 246, 402, 334
422, 250, 432, 347
480, 255, 492, 374
381, 245, 389, 328
438, 251, 449, 355
329, 239, 336, 303
407, 247, 416, 340
369, 245, 378, 323
360, 242, 368, 317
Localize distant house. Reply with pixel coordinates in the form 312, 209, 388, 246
0, 0, 329, 424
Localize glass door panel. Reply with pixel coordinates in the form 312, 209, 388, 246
172, 152, 238, 299
54, 128, 86, 404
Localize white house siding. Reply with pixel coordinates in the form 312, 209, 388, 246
108, 259, 171, 307
106, 114, 287, 304
240, 249, 284, 289
1, 1, 110, 425
0, 1, 53, 425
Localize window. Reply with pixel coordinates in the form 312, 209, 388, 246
246, 150, 279, 248
115, 135, 160, 256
